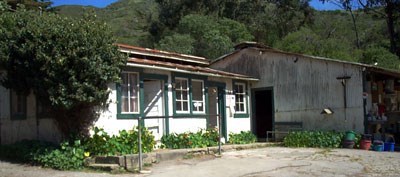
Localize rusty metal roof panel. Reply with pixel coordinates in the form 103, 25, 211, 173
116, 43, 210, 65
127, 57, 258, 81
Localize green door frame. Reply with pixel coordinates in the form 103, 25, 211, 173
207, 81, 227, 141
141, 73, 170, 134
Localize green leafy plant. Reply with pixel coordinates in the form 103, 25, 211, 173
0, 3, 126, 139
283, 131, 346, 148
228, 131, 256, 144
34, 140, 85, 170
83, 126, 156, 156
161, 128, 219, 149
0, 140, 56, 163
0, 126, 156, 170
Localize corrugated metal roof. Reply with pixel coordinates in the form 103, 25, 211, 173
212, 42, 400, 78
127, 57, 258, 81
116, 43, 210, 65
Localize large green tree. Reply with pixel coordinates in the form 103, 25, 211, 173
6, 0, 51, 10
156, 14, 253, 59
0, 1, 126, 139
358, 0, 400, 57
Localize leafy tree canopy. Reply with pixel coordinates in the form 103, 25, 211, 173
156, 14, 253, 59
0, 1, 126, 138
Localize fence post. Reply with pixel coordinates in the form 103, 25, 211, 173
138, 117, 143, 172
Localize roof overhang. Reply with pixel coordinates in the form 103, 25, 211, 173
126, 58, 258, 81
213, 42, 400, 79
117, 43, 210, 66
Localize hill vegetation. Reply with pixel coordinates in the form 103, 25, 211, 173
52, 0, 399, 69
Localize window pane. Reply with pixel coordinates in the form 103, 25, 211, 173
175, 80, 181, 89
182, 91, 188, 100
192, 81, 203, 101
176, 90, 182, 99
11, 91, 26, 117
120, 72, 139, 113
235, 103, 240, 111
239, 104, 244, 112
182, 80, 188, 89
122, 97, 129, 112
183, 101, 188, 111
176, 101, 182, 111
130, 98, 138, 112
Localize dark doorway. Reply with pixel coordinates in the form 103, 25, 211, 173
252, 88, 273, 141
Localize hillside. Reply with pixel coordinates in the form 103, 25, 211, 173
54, 0, 399, 69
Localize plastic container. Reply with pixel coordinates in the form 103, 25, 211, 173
373, 140, 384, 151
373, 144, 384, 151
360, 139, 372, 150
342, 140, 355, 149
384, 142, 395, 152
345, 131, 356, 141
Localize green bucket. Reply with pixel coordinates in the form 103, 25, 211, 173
345, 131, 356, 141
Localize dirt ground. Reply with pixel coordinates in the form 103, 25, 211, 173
1, 147, 400, 177
146, 147, 400, 177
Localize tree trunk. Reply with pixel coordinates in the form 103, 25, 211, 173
385, 1, 398, 57
349, 8, 360, 49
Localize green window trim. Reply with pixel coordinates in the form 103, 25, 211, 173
172, 73, 207, 116
233, 80, 249, 118
117, 68, 142, 119
10, 90, 27, 120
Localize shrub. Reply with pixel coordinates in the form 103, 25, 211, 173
83, 126, 156, 156
161, 128, 219, 149
283, 131, 345, 148
34, 140, 85, 170
228, 131, 257, 144
0, 126, 156, 170
0, 140, 56, 163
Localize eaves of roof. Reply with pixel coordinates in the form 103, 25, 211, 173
212, 43, 400, 79
116, 43, 210, 66
126, 57, 258, 81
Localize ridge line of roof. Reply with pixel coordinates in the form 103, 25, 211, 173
211, 43, 400, 77
116, 43, 209, 62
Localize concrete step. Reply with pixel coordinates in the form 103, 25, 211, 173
88, 164, 120, 171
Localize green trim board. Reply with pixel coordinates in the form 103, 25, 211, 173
116, 70, 141, 119
232, 80, 250, 118
171, 72, 207, 116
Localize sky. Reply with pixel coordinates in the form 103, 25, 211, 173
51, 0, 342, 11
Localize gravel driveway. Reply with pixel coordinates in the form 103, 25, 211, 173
1, 147, 399, 177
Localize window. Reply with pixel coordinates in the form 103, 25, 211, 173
37, 99, 51, 118
234, 83, 246, 113
121, 72, 139, 113
11, 90, 27, 119
192, 80, 204, 113
175, 78, 189, 112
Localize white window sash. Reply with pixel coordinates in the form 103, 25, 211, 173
121, 72, 140, 114
235, 83, 246, 113
175, 78, 190, 113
